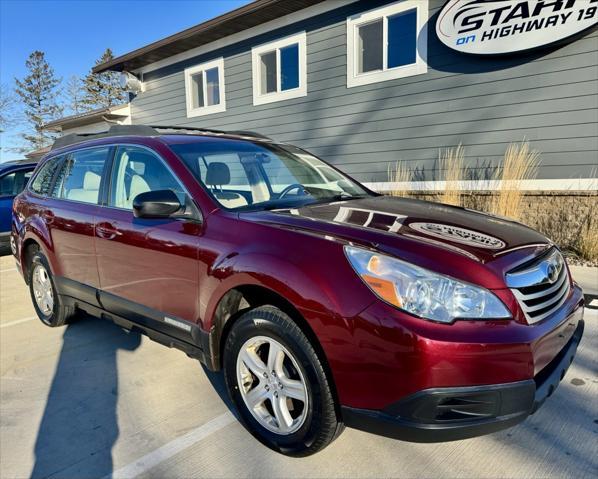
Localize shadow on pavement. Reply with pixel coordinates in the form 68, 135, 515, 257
201, 364, 239, 419
30, 316, 141, 479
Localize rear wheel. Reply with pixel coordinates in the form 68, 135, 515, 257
28, 250, 76, 327
223, 305, 343, 456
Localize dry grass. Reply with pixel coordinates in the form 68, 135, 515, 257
576, 216, 598, 262
439, 144, 464, 206
490, 140, 540, 220
387, 160, 411, 197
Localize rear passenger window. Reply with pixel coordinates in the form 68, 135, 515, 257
56, 147, 109, 204
108, 146, 186, 210
30, 157, 63, 196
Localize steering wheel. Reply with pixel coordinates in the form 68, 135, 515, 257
278, 183, 308, 199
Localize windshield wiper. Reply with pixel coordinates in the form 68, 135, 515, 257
310, 193, 370, 205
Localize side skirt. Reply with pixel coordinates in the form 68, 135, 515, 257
55, 277, 210, 365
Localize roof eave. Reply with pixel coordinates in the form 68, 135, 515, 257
92, 0, 323, 73
43, 106, 130, 131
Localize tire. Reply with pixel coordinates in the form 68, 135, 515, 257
28, 249, 76, 327
223, 305, 344, 456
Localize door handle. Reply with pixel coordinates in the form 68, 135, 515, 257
96, 222, 122, 240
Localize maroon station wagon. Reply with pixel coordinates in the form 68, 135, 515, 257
12, 125, 584, 456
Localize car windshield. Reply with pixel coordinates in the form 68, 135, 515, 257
168, 139, 372, 211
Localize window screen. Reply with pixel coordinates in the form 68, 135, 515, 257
260, 51, 277, 94
358, 20, 383, 73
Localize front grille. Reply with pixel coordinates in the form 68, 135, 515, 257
506, 249, 571, 324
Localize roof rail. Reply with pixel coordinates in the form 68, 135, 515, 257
51, 125, 158, 150
149, 125, 272, 140
50, 124, 272, 150
227, 130, 272, 140
148, 124, 226, 135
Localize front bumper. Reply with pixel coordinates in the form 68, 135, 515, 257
342, 319, 584, 442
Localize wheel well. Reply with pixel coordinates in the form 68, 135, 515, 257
21, 239, 40, 283
211, 285, 341, 413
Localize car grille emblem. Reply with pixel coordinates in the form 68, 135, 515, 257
546, 262, 559, 284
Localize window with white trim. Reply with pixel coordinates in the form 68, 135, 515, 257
184, 58, 226, 117
347, 0, 428, 88
251, 31, 307, 106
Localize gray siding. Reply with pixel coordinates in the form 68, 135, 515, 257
130, 0, 598, 183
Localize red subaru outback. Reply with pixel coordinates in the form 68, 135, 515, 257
12, 125, 584, 456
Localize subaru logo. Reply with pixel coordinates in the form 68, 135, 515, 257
545, 261, 559, 284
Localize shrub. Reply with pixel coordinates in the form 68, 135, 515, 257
387, 160, 411, 197
438, 144, 464, 206
576, 215, 598, 262
490, 141, 540, 220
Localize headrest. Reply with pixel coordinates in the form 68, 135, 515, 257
83, 171, 101, 190
205, 162, 230, 185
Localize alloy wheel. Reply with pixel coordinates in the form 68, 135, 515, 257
32, 264, 54, 316
236, 335, 309, 435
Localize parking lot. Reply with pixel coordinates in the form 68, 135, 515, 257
1, 254, 597, 479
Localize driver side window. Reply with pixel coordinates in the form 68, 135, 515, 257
108, 146, 186, 210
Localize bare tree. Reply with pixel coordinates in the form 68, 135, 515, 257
64, 75, 87, 115
0, 84, 17, 133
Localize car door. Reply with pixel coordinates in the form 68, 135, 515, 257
0, 166, 34, 237
95, 144, 201, 332
49, 146, 111, 302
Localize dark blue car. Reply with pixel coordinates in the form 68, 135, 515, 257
0, 159, 37, 253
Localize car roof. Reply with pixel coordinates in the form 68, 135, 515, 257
0, 159, 37, 172
49, 124, 274, 154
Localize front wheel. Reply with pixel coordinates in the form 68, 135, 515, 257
223, 306, 343, 456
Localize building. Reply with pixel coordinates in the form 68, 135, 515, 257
43, 104, 131, 136
27, 105, 130, 160
93, 0, 598, 192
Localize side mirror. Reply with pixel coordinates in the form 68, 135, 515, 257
132, 190, 182, 219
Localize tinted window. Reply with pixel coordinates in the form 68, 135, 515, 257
0, 168, 33, 197
280, 44, 299, 91
387, 9, 417, 68
30, 157, 63, 196
55, 147, 109, 204
108, 146, 186, 210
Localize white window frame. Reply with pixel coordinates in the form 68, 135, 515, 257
184, 57, 226, 118
346, 0, 428, 88
251, 31, 307, 106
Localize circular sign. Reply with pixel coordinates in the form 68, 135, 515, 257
436, 0, 598, 55
409, 222, 506, 250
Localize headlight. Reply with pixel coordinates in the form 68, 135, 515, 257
344, 246, 511, 323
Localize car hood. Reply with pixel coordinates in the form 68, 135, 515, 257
242, 196, 552, 286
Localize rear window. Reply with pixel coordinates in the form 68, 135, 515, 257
29, 156, 63, 196
54, 147, 109, 204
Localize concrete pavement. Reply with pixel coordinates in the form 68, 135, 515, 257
569, 265, 598, 297
1, 254, 597, 479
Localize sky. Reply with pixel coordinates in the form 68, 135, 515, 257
0, 0, 249, 161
